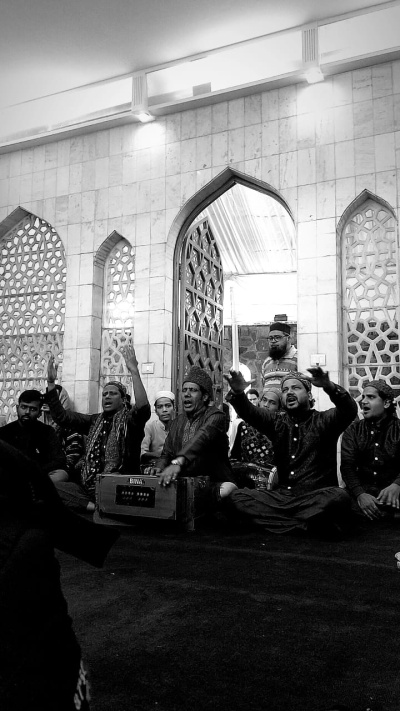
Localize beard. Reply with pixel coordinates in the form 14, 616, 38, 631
269, 342, 288, 359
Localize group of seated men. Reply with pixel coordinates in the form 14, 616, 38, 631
0, 331, 399, 537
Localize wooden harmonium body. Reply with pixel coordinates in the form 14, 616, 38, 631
95, 473, 210, 530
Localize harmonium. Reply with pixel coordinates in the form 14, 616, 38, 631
94, 472, 211, 530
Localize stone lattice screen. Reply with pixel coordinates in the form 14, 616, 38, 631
0, 214, 66, 422
100, 239, 135, 395
343, 199, 400, 403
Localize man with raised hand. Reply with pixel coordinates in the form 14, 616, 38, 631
225, 367, 357, 536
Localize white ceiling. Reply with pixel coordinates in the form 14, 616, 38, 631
0, 0, 391, 109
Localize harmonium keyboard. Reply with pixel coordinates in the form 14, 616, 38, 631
94, 473, 211, 530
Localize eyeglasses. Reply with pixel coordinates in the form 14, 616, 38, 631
267, 335, 287, 342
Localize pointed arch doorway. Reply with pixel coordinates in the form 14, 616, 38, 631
171, 168, 296, 410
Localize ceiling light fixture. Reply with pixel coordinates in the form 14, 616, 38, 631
131, 72, 155, 122
302, 24, 324, 84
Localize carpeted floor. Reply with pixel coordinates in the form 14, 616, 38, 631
58, 518, 400, 711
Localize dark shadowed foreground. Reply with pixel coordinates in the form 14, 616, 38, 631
59, 519, 400, 711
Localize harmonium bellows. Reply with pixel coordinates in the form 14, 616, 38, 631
94, 473, 210, 530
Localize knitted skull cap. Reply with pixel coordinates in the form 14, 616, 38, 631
363, 379, 395, 401
269, 322, 291, 335
183, 366, 214, 400
281, 372, 312, 392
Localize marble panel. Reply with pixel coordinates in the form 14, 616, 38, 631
181, 110, 196, 140
297, 295, 317, 333
355, 173, 376, 195
68, 193, 81, 224
149, 276, 166, 310
166, 142, 181, 176
9, 151, 21, 177
280, 187, 297, 221
42, 198, 56, 226
316, 255, 337, 294
44, 143, 58, 171
298, 184, 316, 222
78, 285, 93, 317
393, 61, 400, 94
373, 96, 394, 134
279, 151, 297, 189
92, 285, 103, 319
165, 175, 181, 209
336, 178, 356, 218
0, 154, 10, 180
122, 153, 137, 184
315, 109, 335, 145
148, 344, 164, 374
317, 293, 339, 332
278, 85, 297, 118
354, 137, 375, 175
135, 246, 151, 280
375, 133, 396, 171
150, 179, 165, 212
180, 171, 196, 205
244, 159, 261, 180
181, 138, 196, 172
335, 141, 355, 179
69, 164, 82, 194
227, 127, 244, 164
262, 120, 279, 156
353, 100, 373, 139
262, 89, 279, 121
316, 180, 335, 219
244, 124, 262, 160
8, 177, 20, 205
109, 126, 124, 155
297, 148, 316, 186
196, 168, 212, 190
395, 95, 400, 132
121, 214, 136, 245
334, 105, 354, 142
61, 346, 77, 382
19, 174, 33, 204
298, 257, 317, 294
150, 209, 166, 244
79, 253, 93, 286
196, 135, 212, 169
228, 97, 245, 129
69, 137, 84, 165
136, 180, 151, 214
297, 221, 317, 260
136, 149, 151, 181
212, 132, 228, 166
316, 218, 336, 257
196, 106, 212, 136
317, 332, 339, 372
279, 116, 297, 153
80, 222, 94, 253
136, 213, 151, 246
122, 183, 138, 216
33, 145, 45, 172
333, 72, 353, 106
372, 63, 393, 98
55, 195, 69, 225
95, 130, 109, 159
245, 95, 262, 125
81, 191, 96, 222
376, 171, 397, 208
94, 157, 109, 190
211, 102, 228, 133
82, 161, 95, 191
95, 188, 109, 220
296, 332, 318, 371
316, 144, 335, 182
31, 171, 44, 201
151, 145, 166, 179
352, 67, 372, 103
133, 310, 150, 345
261, 154, 279, 188
44, 168, 57, 198
20, 149, 33, 175
0, 179, 7, 207
82, 134, 96, 162
297, 113, 315, 149
166, 114, 181, 144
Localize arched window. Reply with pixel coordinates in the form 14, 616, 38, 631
341, 197, 400, 402
0, 214, 66, 421
100, 238, 135, 394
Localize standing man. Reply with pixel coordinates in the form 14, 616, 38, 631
341, 380, 400, 521
150, 366, 236, 500
141, 390, 175, 464
0, 390, 68, 483
261, 322, 297, 388
225, 368, 357, 535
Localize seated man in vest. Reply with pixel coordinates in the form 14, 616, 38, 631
0, 390, 68, 483
44, 344, 150, 512
341, 380, 400, 521
148, 366, 237, 501
141, 390, 175, 465
261, 322, 298, 389
224, 367, 357, 536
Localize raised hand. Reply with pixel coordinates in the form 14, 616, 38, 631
223, 369, 254, 394
306, 366, 331, 390
121, 343, 138, 371
47, 354, 58, 383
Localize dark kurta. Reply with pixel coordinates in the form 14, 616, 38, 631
226, 385, 357, 533
44, 388, 151, 474
0, 419, 67, 475
158, 404, 234, 483
341, 414, 400, 499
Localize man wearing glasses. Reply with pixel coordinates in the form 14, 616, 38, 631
262, 322, 298, 388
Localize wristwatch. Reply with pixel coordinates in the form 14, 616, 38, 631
171, 459, 182, 467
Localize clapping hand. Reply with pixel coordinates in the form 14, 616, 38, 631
306, 366, 331, 390
47, 354, 58, 383
121, 343, 138, 371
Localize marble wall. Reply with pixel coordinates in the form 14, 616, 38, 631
0, 60, 399, 412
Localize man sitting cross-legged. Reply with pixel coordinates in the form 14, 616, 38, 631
0, 389, 68, 483
341, 380, 400, 522
224, 367, 357, 536
44, 344, 150, 512
147, 366, 237, 503
141, 390, 175, 465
